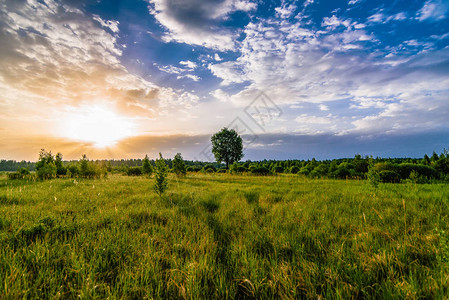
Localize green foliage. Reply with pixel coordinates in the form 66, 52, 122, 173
7, 167, 31, 180
172, 153, 186, 177
367, 166, 380, 188
78, 154, 102, 178
211, 127, 243, 169
249, 165, 270, 175
379, 170, 401, 183
142, 154, 153, 176
36, 149, 56, 180
289, 165, 300, 174
126, 167, 142, 176
153, 153, 168, 197
271, 165, 284, 173
202, 164, 216, 173
230, 162, 247, 174
55, 152, 67, 177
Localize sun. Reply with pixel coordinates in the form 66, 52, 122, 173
61, 105, 136, 148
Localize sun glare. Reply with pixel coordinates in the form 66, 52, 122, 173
61, 105, 135, 148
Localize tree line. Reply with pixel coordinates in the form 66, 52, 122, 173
4, 149, 449, 184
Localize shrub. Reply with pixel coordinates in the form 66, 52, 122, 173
333, 167, 351, 179
289, 166, 300, 174
186, 166, 201, 172
172, 153, 187, 177
367, 166, 380, 188
203, 164, 216, 173
154, 153, 168, 197
230, 163, 247, 174
126, 167, 142, 176
55, 152, 67, 177
298, 166, 312, 176
66, 165, 79, 178
272, 165, 284, 173
313, 164, 329, 177
397, 163, 439, 180
7, 167, 31, 180
142, 155, 153, 176
379, 170, 401, 183
249, 166, 270, 175
36, 149, 56, 180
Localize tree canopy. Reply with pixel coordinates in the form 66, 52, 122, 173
211, 128, 243, 169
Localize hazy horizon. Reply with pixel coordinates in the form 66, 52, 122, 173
1, 0, 448, 161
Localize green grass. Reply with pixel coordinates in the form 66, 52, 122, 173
0, 173, 448, 298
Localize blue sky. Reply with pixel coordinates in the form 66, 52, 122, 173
0, 0, 448, 160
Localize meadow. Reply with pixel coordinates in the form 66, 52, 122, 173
0, 172, 448, 298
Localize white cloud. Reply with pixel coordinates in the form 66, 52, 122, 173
417, 0, 449, 21
207, 12, 449, 136
275, 2, 297, 19
147, 0, 256, 50
319, 104, 330, 111
93, 15, 120, 33
348, 0, 362, 5
367, 11, 408, 24
179, 60, 197, 70
209, 61, 247, 85
295, 114, 333, 124
322, 15, 351, 29
0, 0, 199, 128
177, 74, 201, 82
214, 53, 222, 61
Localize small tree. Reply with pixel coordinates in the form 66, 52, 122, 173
142, 154, 153, 176
211, 127, 243, 169
172, 153, 187, 177
55, 152, 66, 177
36, 149, 57, 180
154, 153, 168, 197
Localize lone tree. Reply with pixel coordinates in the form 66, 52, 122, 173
211, 127, 243, 169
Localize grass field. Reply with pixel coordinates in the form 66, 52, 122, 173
1, 173, 448, 298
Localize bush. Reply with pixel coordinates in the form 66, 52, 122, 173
36, 149, 56, 180
397, 163, 439, 180
379, 170, 401, 183
230, 163, 247, 174
154, 153, 168, 197
203, 164, 216, 173
298, 166, 312, 176
66, 165, 79, 178
7, 168, 31, 180
142, 155, 153, 176
313, 164, 329, 177
272, 165, 284, 173
289, 166, 300, 174
78, 155, 102, 178
186, 166, 202, 172
333, 167, 351, 179
249, 166, 270, 175
126, 167, 142, 176
172, 153, 187, 177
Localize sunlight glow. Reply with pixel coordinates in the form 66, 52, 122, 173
61, 105, 136, 148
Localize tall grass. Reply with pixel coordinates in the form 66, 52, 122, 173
0, 173, 448, 298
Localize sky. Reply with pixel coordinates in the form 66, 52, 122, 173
0, 0, 449, 161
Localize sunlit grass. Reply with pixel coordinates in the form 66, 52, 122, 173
0, 173, 448, 298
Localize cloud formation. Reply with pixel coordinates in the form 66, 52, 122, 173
0, 0, 199, 138
147, 0, 256, 50
207, 5, 449, 137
